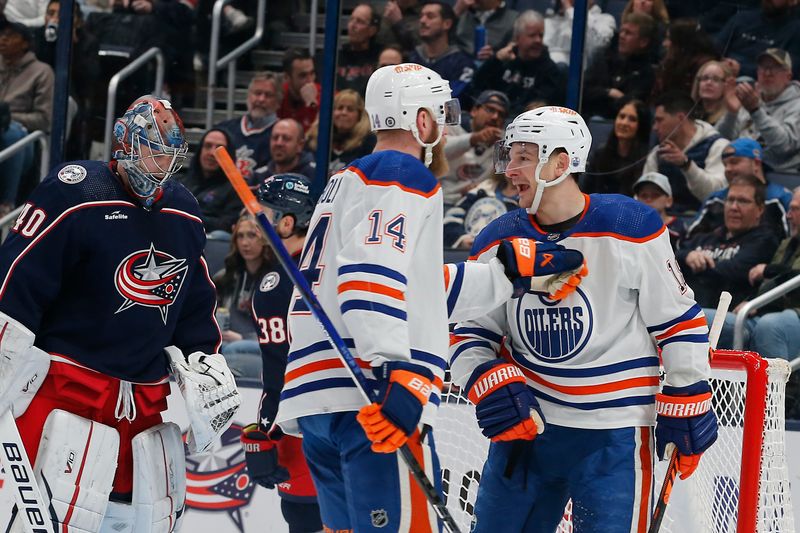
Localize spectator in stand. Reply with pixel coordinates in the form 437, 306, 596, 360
643, 91, 728, 213
337, 3, 381, 95
543, 0, 616, 68
687, 138, 792, 240
702, 187, 800, 356
443, 172, 518, 249
253, 118, 316, 184
582, 12, 656, 119
453, 0, 517, 57
408, 1, 475, 98
691, 60, 744, 129
177, 129, 241, 236
377, 0, 420, 52
716, 48, 800, 173
215, 71, 281, 185
676, 174, 779, 310
621, 0, 669, 55
378, 44, 404, 67
715, 0, 800, 80
632, 172, 685, 250
583, 97, 651, 195
0, 20, 53, 133
213, 214, 272, 377
442, 89, 508, 207
464, 10, 562, 117
306, 89, 376, 174
278, 48, 320, 133
652, 19, 719, 98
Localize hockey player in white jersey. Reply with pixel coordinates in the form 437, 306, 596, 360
272, 65, 588, 533
450, 106, 719, 532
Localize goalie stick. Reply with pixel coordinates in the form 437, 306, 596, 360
649, 290, 732, 533
213, 147, 463, 533
0, 409, 54, 533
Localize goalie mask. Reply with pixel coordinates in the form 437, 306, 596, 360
494, 106, 591, 214
257, 173, 315, 230
113, 95, 188, 207
364, 63, 461, 167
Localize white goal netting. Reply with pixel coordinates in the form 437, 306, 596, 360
436, 351, 794, 533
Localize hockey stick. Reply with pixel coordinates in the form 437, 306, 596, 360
0, 409, 54, 533
214, 147, 463, 533
649, 290, 732, 533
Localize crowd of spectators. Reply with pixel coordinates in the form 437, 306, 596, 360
3, 0, 800, 360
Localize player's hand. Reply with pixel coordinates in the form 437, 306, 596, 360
495, 238, 585, 298
240, 424, 289, 489
466, 360, 544, 442
655, 381, 718, 479
357, 362, 434, 453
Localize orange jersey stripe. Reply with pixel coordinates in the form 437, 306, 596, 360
285, 358, 371, 383
337, 280, 405, 301
654, 317, 707, 341
349, 165, 441, 199
637, 428, 653, 532
407, 431, 434, 533
443, 264, 451, 291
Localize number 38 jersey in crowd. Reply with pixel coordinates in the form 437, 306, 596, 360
450, 194, 711, 430
0, 161, 221, 384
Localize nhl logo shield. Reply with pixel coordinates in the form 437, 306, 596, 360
370, 509, 389, 528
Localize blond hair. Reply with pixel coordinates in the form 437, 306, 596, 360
307, 89, 372, 153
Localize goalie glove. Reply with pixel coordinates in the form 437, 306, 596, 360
495, 238, 587, 299
167, 348, 241, 454
356, 361, 434, 453
240, 424, 289, 489
466, 360, 544, 442
655, 381, 718, 479
0, 312, 50, 417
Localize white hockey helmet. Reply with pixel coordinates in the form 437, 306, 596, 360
364, 63, 461, 166
495, 106, 592, 213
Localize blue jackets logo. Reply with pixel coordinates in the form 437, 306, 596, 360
514, 288, 593, 362
114, 243, 188, 324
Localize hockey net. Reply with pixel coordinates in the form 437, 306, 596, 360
436, 350, 794, 533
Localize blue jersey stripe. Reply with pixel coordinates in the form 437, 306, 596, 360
658, 334, 709, 349
287, 338, 356, 363
280, 377, 357, 400
510, 348, 660, 377
340, 300, 408, 321
451, 340, 494, 365
453, 326, 503, 344
533, 389, 656, 410
446, 262, 465, 317
338, 263, 407, 285
410, 349, 447, 371
646, 304, 702, 333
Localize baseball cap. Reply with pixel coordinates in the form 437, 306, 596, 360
722, 138, 762, 161
0, 20, 33, 44
757, 48, 792, 71
474, 90, 510, 114
633, 172, 672, 197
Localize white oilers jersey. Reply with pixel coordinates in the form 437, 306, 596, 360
276, 151, 452, 435
450, 194, 711, 430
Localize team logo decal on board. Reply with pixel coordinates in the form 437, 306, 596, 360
514, 287, 593, 363
114, 243, 188, 323
58, 164, 87, 184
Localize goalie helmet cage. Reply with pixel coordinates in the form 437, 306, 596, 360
436, 350, 795, 533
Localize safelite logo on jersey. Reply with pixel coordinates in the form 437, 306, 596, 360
514, 287, 593, 363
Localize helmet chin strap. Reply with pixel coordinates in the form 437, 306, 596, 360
411, 125, 443, 168
526, 157, 572, 215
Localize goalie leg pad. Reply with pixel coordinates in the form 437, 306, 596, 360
131, 422, 186, 533
36, 409, 120, 533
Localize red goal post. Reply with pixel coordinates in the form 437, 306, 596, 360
436, 350, 795, 533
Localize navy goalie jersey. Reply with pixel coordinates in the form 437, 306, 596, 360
0, 161, 221, 383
